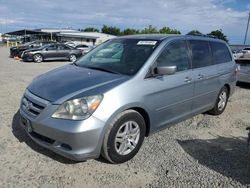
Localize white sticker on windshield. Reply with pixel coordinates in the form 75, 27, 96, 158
137, 41, 157, 45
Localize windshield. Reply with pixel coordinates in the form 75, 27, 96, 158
75, 38, 160, 75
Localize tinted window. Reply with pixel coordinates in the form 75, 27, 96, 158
210, 42, 231, 64
189, 40, 212, 68
76, 45, 89, 48
58, 45, 71, 50
156, 40, 189, 72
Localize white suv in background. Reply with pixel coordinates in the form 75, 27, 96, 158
242, 47, 250, 54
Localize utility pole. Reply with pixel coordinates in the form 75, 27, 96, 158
244, 13, 250, 45
24, 29, 26, 43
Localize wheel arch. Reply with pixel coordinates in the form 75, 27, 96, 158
102, 104, 152, 138
224, 83, 230, 95
130, 107, 151, 137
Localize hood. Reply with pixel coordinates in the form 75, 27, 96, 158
24, 47, 43, 53
28, 64, 129, 103
11, 45, 30, 50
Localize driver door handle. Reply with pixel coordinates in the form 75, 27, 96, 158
184, 77, 192, 82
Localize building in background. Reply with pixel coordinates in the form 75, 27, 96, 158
57, 31, 115, 46
4, 28, 116, 46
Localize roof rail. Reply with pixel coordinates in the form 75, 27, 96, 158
186, 33, 218, 39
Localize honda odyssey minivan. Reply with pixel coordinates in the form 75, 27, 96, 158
19, 35, 237, 163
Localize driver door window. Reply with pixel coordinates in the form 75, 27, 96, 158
156, 40, 190, 72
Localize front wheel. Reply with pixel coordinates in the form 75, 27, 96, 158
33, 54, 43, 63
209, 86, 229, 115
101, 110, 146, 164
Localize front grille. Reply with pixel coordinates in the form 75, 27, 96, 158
21, 90, 49, 118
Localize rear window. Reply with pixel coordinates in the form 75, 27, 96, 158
189, 40, 212, 68
210, 42, 232, 64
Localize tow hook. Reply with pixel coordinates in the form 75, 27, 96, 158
247, 127, 250, 148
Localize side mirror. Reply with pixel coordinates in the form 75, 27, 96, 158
156, 65, 177, 75
44, 48, 48, 51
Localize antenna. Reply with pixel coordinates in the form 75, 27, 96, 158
244, 13, 250, 45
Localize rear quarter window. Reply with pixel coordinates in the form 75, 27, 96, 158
210, 42, 232, 64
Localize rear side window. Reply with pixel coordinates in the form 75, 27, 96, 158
210, 42, 232, 64
156, 40, 190, 72
189, 40, 212, 68
58, 45, 71, 50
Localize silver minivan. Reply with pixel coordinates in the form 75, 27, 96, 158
19, 35, 237, 163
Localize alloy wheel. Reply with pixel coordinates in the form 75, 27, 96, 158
115, 121, 140, 155
218, 91, 227, 111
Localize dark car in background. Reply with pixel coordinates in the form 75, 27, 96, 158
22, 43, 83, 63
10, 41, 56, 58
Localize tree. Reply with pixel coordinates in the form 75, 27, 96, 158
140, 25, 158, 34
101, 25, 121, 36
207, 29, 229, 42
83, 27, 99, 32
122, 28, 140, 35
159, 26, 181, 34
187, 30, 203, 36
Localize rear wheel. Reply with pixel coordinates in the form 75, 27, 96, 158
33, 54, 43, 63
69, 54, 77, 62
209, 86, 229, 115
101, 110, 146, 164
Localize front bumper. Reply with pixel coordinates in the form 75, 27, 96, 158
22, 53, 34, 62
10, 48, 18, 58
19, 90, 106, 161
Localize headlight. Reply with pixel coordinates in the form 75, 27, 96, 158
52, 95, 103, 120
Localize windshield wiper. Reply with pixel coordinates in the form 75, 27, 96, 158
84, 66, 121, 75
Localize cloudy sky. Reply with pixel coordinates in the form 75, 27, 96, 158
0, 0, 250, 44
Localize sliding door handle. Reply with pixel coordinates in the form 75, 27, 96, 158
197, 74, 204, 80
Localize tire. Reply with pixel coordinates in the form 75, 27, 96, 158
101, 110, 146, 164
69, 54, 77, 62
18, 51, 23, 58
209, 86, 229, 115
33, 54, 43, 63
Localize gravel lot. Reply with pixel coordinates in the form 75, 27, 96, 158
0, 46, 249, 188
